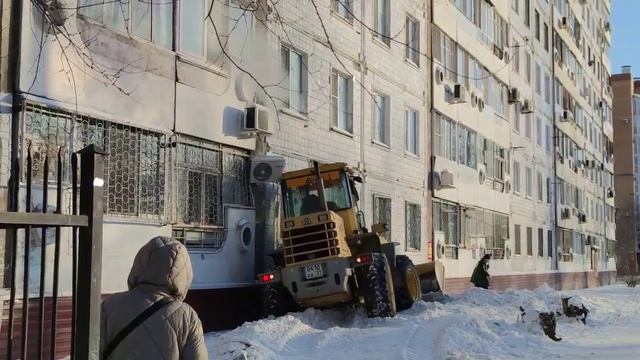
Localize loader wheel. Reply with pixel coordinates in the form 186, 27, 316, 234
363, 253, 397, 318
393, 255, 422, 311
261, 282, 294, 318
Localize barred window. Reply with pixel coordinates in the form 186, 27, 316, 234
175, 139, 251, 227
22, 103, 166, 220
405, 202, 421, 251
373, 195, 392, 241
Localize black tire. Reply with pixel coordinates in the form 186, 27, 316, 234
393, 255, 422, 311
362, 253, 397, 318
261, 282, 293, 318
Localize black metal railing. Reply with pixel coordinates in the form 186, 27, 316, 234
1, 144, 105, 360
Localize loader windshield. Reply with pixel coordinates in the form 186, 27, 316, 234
282, 170, 352, 217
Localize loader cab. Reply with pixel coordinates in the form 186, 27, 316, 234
281, 163, 361, 237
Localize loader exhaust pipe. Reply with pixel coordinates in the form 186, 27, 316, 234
313, 161, 329, 212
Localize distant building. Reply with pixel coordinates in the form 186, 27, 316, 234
611, 66, 640, 275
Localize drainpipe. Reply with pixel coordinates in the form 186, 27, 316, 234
429, 0, 436, 262
359, 0, 366, 219
550, 5, 559, 272
4, 0, 24, 287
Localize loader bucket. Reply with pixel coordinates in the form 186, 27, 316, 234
415, 261, 445, 294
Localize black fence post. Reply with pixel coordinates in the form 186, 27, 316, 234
74, 145, 106, 360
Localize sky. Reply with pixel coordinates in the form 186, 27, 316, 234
611, 0, 640, 75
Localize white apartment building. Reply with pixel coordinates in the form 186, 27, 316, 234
430, 0, 615, 291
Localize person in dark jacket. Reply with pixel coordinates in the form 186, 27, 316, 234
470, 254, 491, 289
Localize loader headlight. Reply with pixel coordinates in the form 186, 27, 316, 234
284, 220, 295, 228
318, 213, 329, 222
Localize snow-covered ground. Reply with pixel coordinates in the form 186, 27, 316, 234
205, 284, 640, 360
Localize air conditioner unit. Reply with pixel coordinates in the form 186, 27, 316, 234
572, 207, 578, 216
478, 98, 485, 112
568, 158, 575, 170
471, 92, 479, 108
561, 110, 574, 122
435, 67, 446, 85
583, 159, 591, 168
575, 38, 582, 49
250, 156, 285, 183
600, 163, 605, 170
504, 179, 512, 193
520, 99, 534, 114
598, 100, 604, 109
243, 104, 273, 134
603, 21, 611, 32
561, 207, 571, 219
439, 169, 455, 189
451, 84, 467, 104
560, 17, 571, 30
578, 213, 587, 223
570, 71, 576, 81
478, 165, 487, 184
508, 87, 519, 104
607, 188, 615, 198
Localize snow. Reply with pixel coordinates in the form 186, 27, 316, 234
205, 284, 640, 360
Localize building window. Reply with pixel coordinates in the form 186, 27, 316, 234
433, 112, 457, 161
281, 46, 309, 114
515, 224, 521, 255
525, 51, 532, 84
513, 103, 521, 132
512, 42, 520, 74
406, 17, 420, 65
23, 103, 166, 220
525, 114, 532, 139
544, 73, 551, 103
536, 117, 542, 146
535, 62, 542, 95
374, 93, 390, 145
545, 123, 552, 153
527, 226, 533, 256
180, 0, 206, 56
375, 0, 391, 46
512, 0, 519, 14
373, 195, 392, 241
513, 161, 521, 194
331, 70, 353, 133
333, 0, 354, 22
547, 229, 553, 258
405, 108, 420, 156
433, 200, 459, 258
537, 172, 543, 201
524, 0, 530, 27
534, 10, 540, 40
525, 167, 533, 198
546, 177, 552, 203
405, 202, 421, 251
79, 0, 172, 48
544, 23, 550, 51
538, 228, 544, 257
458, 126, 477, 169
464, 208, 508, 259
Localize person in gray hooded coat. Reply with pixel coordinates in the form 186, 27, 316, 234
100, 236, 208, 359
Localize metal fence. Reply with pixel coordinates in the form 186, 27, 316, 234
0, 144, 105, 360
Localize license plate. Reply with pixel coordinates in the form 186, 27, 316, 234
303, 264, 324, 280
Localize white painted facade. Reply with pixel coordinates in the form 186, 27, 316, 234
431, 0, 615, 279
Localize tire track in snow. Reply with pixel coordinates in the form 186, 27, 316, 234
402, 316, 454, 360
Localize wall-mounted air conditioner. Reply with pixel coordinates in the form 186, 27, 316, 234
250, 156, 285, 183
243, 104, 273, 134
508, 87, 519, 104
451, 84, 467, 104
439, 170, 455, 189
520, 99, 534, 114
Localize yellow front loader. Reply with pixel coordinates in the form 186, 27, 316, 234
257, 161, 444, 318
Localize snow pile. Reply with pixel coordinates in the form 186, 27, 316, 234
205, 285, 640, 360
